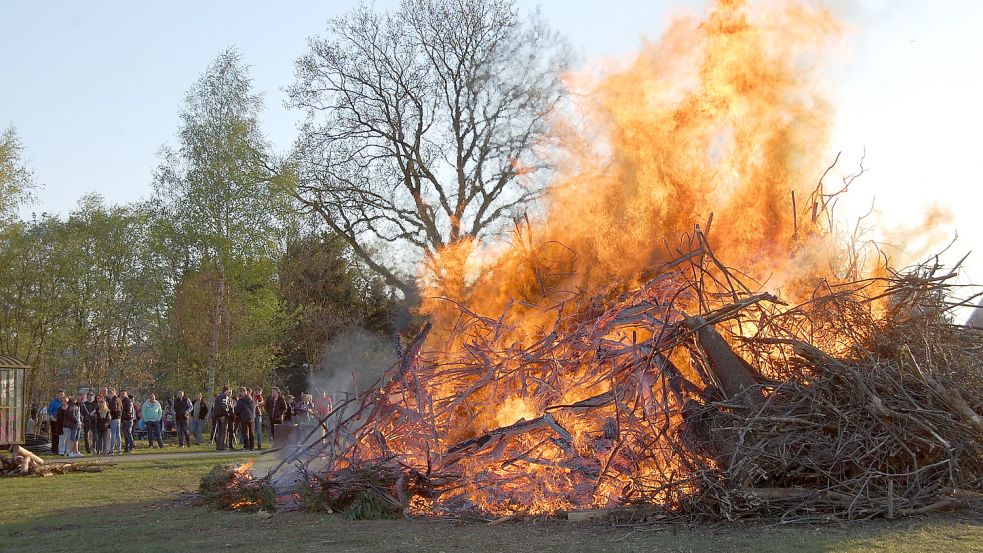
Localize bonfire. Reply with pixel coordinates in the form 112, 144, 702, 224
256, 231, 982, 522
234, 0, 983, 522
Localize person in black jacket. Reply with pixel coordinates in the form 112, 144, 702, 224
173, 390, 193, 448
108, 389, 122, 455
190, 392, 209, 445
234, 387, 255, 451
120, 389, 135, 453
212, 387, 233, 451
55, 396, 68, 455
81, 392, 96, 454
266, 388, 288, 441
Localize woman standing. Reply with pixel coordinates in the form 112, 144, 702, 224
108, 390, 123, 455
65, 398, 84, 458
93, 398, 112, 455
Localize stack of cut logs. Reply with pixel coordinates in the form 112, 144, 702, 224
1, 446, 104, 477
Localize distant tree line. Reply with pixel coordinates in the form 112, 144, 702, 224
0, 0, 567, 401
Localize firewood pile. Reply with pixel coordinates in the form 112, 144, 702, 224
1, 445, 106, 477
263, 231, 983, 522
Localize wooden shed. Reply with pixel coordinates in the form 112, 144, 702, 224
0, 355, 29, 446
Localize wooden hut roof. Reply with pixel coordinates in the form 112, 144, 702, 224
0, 355, 30, 369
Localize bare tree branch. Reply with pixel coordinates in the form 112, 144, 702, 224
287, 0, 570, 294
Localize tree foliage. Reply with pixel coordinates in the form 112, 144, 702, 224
0, 126, 36, 223
0, 198, 166, 399
276, 231, 395, 393
154, 48, 285, 392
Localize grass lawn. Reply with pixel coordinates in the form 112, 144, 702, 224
1, 453, 980, 553
37, 433, 273, 460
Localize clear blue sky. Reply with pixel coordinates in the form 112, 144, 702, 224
2, 0, 702, 215
3, 0, 983, 282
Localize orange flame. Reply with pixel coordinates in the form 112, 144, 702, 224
233, 460, 255, 478
421, 0, 851, 340
366, 0, 945, 516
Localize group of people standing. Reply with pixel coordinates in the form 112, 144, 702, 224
209, 386, 295, 451
40, 385, 330, 456
45, 387, 138, 457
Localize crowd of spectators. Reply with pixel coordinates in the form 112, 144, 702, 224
30, 385, 331, 456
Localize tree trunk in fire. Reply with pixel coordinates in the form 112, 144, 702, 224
684, 316, 764, 405
682, 316, 765, 471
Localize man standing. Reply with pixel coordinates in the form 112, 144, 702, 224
47, 390, 66, 455
141, 393, 164, 448
226, 390, 238, 449
234, 387, 255, 451
173, 390, 193, 447
266, 388, 288, 441
190, 392, 209, 445
55, 395, 69, 455
120, 389, 135, 453
252, 387, 265, 449
315, 391, 333, 438
81, 392, 96, 454
212, 387, 232, 451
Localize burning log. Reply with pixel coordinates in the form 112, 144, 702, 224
199, 461, 276, 511
683, 316, 764, 405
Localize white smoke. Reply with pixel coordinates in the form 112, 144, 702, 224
308, 327, 398, 398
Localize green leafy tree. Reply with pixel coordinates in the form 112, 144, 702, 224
154, 48, 286, 392
276, 232, 395, 393
0, 198, 166, 400
0, 126, 36, 223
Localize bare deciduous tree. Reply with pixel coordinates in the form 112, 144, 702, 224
287, 0, 570, 297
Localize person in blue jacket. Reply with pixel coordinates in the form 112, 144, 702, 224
47, 390, 66, 455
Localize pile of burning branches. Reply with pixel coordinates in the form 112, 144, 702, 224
263, 231, 982, 522
200, 461, 276, 511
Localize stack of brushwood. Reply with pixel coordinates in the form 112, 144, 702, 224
1, 445, 105, 477
199, 463, 276, 511
261, 232, 983, 522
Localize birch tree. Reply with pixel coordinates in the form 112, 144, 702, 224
154, 48, 283, 392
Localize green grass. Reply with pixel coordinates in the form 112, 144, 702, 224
39, 435, 270, 460
0, 454, 980, 553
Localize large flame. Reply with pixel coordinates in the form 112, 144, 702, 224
351, 0, 939, 516
422, 0, 848, 343
413, 0, 845, 513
